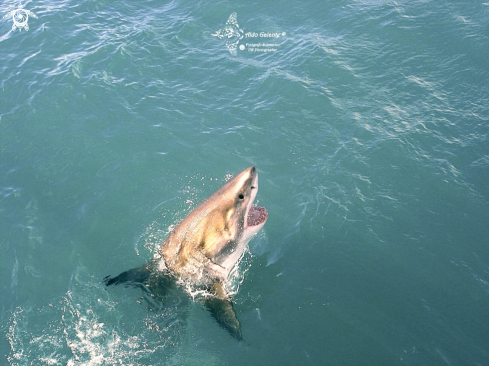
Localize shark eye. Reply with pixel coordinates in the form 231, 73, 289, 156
251, 186, 256, 189
238, 194, 244, 200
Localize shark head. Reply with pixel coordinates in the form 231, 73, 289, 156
209, 166, 267, 271
161, 167, 268, 282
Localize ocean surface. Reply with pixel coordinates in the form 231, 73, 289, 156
1, 0, 489, 364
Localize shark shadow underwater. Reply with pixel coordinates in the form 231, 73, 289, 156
104, 166, 268, 340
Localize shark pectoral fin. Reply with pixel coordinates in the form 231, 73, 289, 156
104, 266, 151, 286
204, 281, 243, 340
104, 260, 157, 287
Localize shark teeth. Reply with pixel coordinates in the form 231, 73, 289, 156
247, 206, 268, 226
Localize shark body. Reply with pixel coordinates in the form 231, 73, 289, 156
105, 167, 268, 339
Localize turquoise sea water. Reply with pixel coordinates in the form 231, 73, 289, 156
1, 0, 489, 364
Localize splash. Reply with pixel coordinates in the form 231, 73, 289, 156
5, 267, 182, 365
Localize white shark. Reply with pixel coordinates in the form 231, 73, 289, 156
105, 167, 268, 339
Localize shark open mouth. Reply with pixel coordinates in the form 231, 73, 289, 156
247, 206, 268, 226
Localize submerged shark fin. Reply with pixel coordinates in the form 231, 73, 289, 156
104, 264, 153, 287
104, 259, 178, 302
104, 259, 163, 287
204, 281, 243, 340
